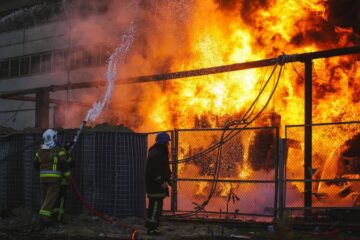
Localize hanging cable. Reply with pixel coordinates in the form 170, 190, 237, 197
167, 56, 286, 218
198, 63, 285, 211
171, 61, 280, 164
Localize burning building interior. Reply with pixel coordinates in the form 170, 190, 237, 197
0, 0, 360, 239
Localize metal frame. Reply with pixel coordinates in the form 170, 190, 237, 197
284, 121, 360, 213
174, 126, 279, 220
1, 45, 360, 98
149, 121, 360, 221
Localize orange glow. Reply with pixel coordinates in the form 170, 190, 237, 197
106, 0, 360, 210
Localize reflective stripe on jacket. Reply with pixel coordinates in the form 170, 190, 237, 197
34, 147, 70, 183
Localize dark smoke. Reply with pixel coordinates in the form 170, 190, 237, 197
213, 0, 360, 47
327, 0, 360, 36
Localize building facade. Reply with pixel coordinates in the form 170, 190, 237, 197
0, 1, 112, 130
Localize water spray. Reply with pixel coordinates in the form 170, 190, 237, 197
68, 24, 135, 154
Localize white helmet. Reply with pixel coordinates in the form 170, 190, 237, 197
42, 129, 57, 149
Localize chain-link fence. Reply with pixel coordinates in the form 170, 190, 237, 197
284, 121, 360, 215
172, 127, 279, 220
2, 122, 360, 221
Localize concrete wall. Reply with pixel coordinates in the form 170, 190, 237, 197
0, 20, 107, 130
0, 0, 48, 14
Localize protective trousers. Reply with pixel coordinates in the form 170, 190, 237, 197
54, 184, 68, 221
145, 197, 164, 230
39, 182, 61, 219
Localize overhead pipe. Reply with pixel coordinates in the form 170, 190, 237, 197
0, 45, 359, 99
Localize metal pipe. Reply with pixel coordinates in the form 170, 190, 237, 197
1, 45, 359, 98
166, 210, 274, 218
177, 178, 275, 183
3, 95, 93, 107
285, 120, 360, 128
285, 179, 360, 182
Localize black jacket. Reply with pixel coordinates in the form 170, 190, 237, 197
33, 146, 70, 183
145, 143, 171, 196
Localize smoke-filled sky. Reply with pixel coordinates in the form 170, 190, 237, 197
66, 0, 359, 132
1, 0, 360, 131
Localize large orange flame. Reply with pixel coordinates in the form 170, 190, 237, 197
106, 0, 360, 212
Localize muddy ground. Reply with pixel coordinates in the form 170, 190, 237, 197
0, 208, 247, 240
0, 208, 359, 240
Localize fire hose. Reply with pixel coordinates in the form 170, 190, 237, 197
66, 121, 138, 240
62, 25, 137, 239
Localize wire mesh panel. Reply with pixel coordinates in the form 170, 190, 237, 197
175, 127, 278, 220
23, 134, 41, 210
114, 133, 147, 217
0, 130, 147, 219
285, 122, 360, 211
58, 131, 84, 214
82, 131, 147, 218
0, 136, 13, 209
5, 134, 24, 209
79, 132, 96, 210
93, 132, 117, 214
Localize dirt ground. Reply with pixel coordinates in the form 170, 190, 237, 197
0, 208, 359, 240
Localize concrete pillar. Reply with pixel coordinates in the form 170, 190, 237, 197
53, 104, 65, 128
35, 89, 49, 128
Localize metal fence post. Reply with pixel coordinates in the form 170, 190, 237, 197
304, 60, 313, 217
274, 127, 280, 221
171, 129, 178, 213
278, 138, 287, 219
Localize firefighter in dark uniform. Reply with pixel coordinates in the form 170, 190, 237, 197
34, 129, 71, 225
145, 132, 172, 235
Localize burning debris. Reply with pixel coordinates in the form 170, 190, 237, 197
332, 133, 360, 203
338, 133, 360, 175
249, 129, 277, 172
1, 0, 360, 237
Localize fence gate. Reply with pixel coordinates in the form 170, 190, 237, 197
150, 127, 280, 221
284, 121, 360, 218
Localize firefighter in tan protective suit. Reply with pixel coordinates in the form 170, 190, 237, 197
34, 129, 71, 225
